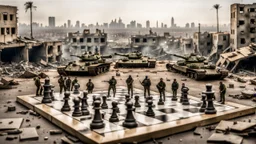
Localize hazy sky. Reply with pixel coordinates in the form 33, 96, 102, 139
0, 0, 254, 27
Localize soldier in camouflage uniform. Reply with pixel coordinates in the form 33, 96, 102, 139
58, 75, 65, 94
86, 79, 94, 94
219, 82, 226, 104
34, 77, 41, 96
107, 76, 117, 97
141, 76, 151, 98
172, 79, 179, 100
126, 75, 134, 98
71, 77, 78, 91
156, 78, 166, 101
65, 77, 71, 91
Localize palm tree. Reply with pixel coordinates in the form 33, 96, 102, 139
213, 4, 221, 33
24, 1, 37, 39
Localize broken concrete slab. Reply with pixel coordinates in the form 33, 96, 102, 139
1, 77, 19, 85
38, 72, 48, 78
216, 120, 256, 132
40, 59, 48, 67
7, 105, 16, 111
193, 127, 203, 135
49, 130, 63, 135
0, 118, 23, 130
241, 90, 256, 99
19, 71, 38, 78
207, 133, 243, 144
19, 127, 39, 141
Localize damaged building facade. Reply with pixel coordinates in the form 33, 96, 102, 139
0, 5, 62, 63
67, 29, 107, 54
216, 43, 256, 72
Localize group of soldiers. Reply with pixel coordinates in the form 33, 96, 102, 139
35, 75, 226, 104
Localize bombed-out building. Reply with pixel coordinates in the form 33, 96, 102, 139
0, 5, 62, 63
210, 32, 230, 62
193, 32, 212, 56
180, 38, 194, 54
230, 3, 256, 50
67, 29, 107, 54
216, 43, 256, 72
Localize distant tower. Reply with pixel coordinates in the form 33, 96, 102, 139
171, 17, 174, 27
48, 17, 55, 27
156, 21, 158, 28
146, 20, 150, 28
68, 20, 71, 28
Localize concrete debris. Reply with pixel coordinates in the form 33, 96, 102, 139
19, 127, 39, 141
237, 77, 247, 83
241, 90, 256, 99
19, 71, 38, 78
239, 85, 246, 88
181, 78, 187, 81
16, 110, 29, 115
228, 83, 234, 88
29, 110, 40, 117
193, 127, 203, 135
44, 137, 48, 140
1, 78, 19, 85
207, 133, 243, 144
116, 72, 120, 76
49, 130, 63, 135
65, 135, 79, 142
6, 129, 23, 134
6, 136, 18, 140
7, 105, 16, 112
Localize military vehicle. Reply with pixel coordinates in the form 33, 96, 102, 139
57, 52, 112, 76
114, 51, 156, 68
166, 53, 228, 80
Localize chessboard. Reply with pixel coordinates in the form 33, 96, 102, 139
17, 86, 255, 144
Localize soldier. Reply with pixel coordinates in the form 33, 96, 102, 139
172, 79, 179, 100
126, 75, 134, 97
106, 76, 117, 97
86, 79, 94, 93
58, 75, 65, 94
71, 77, 78, 91
65, 77, 71, 91
219, 82, 226, 104
34, 77, 41, 96
63, 77, 67, 92
156, 78, 166, 101
140, 76, 151, 98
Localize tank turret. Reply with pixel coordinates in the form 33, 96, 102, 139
114, 51, 142, 59
171, 53, 206, 63
71, 53, 112, 62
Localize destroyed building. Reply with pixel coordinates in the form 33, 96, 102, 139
193, 32, 212, 56
67, 29, 107, 54
180, 38, 194, 54
216, 43, 256, 73
0, 5, 62, 63
230, 3, 256, 50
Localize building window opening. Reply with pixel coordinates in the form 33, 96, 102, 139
11, 28, 15, 35
207, 42, 211, 46
135, 38, 140, 43
251, 19, 255, 24
3, 13, 8, 21
87, 38, 91, 43
10, 14, 13, 21
72, 38, 77, 43
81, 46, 86, 49
57, 46, 61, 52
250, 28, 256, 33
240, 38, 246, 44
250, 8, 255, 12
94, 38, 99, 43
1, 28, 4, 35
6, 28, 10, 35
223, 36, 227, 41
251, 38, 255, 43
218, 45, 223, 50
79, 38, 84, 43
239, 20, 245, 25
239, 7, 244, 13
143, 38, 147, 43
48, 46, 53, 54
101, 38, 105, 43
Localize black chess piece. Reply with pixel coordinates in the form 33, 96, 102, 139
134, 95, 141, 107
123, 101, 138, 128
204, 84, 217, 114
73, 83, 80, 94
82, 91, 88, 107
199, 94, 207, 112
90, 100, 105, 129
147, 96, 155, 107
42, 77, 52, 103
72, 97, 82, 117
61, 91, 71, 112
50, 86, 55, 101
81, 92, 90, 115
101, 95, 108, 109
109, 101, 119, 122
125, 94, 130, 105
92, 95, 96, 106
179, 91, 183, 103
146, 100, 155, 117
182, 87, 190, 105
158, 94, 164, 105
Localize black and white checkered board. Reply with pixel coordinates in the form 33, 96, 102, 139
32, 86, 236, 136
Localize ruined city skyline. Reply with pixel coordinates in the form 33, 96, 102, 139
0, 0, 255, 27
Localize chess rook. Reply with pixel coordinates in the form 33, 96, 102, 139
90, 100, 105, 129
61, 91, 71, 112
42, 77, 52, 103
123, 101, 138, 128
204, 84, 217, 114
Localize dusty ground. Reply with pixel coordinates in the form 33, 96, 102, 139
0, 62, 255, 144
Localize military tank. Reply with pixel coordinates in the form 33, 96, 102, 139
166, 53, 228, 80
114, 51, 156, 68
57, 52, 112, 76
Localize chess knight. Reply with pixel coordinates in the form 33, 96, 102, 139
156, 78, 166, 101
126, 75, 134, 98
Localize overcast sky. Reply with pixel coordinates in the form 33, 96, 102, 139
0, 0, 254, 27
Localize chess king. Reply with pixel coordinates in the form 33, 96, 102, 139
156, 78, 166, 101
126, 75, 134, 98
140, 76, 151, 97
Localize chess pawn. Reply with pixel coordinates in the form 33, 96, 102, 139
123, 101, 138, 128
147, 96, 155, 107
179, 89, 184, 103
72, 97, 82, 117
82, 91, 88, 107
125, 94, 130, 105
92, 95, 96, 106
81, 92, 90, 115
50, 86, 55, 101
182, 87, 190, 105
90, 100, 105, 129
61, 91, 71, 112
158, 94, 164, 105
134, 95, 141, 107
109, 101, 119, 122
101, 95, 108, 109
204, 84, 217, 114
42, 77, 52, 103
73, 83, 80, 94
199, 94, 207, 112
146, 100, 155, 117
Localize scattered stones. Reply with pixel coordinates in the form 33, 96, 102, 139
6, 136, 17, 140
17, 111, 29, 115
29, 110, 40, 117
44, 137, 48, 140
9, 121, 13, 124
49, 130, 63, 135
228, 83, 234, 88
6, 129, 22, 134
36, 125, 40, 129
205, 125, 215, 131
181, 78, 187, 81
0, 133, 7, 136
25, 119, 30, 122
7, 105, 16, 111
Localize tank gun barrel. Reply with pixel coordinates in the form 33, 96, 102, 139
171, 54, 188, 60
70, 55, 82, 58
114, 53, 128, 57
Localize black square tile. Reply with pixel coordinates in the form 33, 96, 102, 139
183, 108, 199, 113
157, 108, 176, 114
